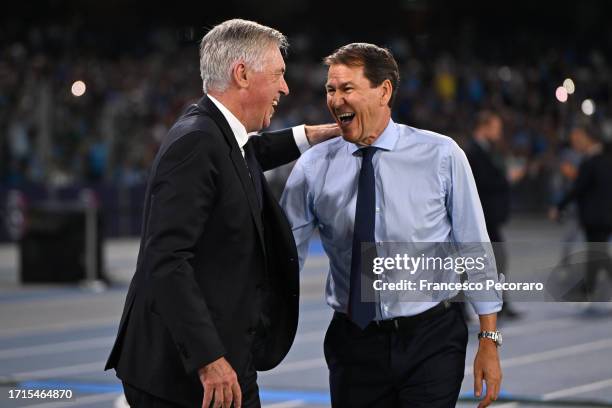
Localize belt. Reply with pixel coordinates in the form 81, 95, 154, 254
333, 299, 454, 332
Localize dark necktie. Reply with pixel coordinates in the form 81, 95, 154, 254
348, 146, 378, 329
243, 142, 263, 209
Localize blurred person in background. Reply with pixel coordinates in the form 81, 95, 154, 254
105, 19, 338, 408
465, 111, 524, 319
282, 43, 503, 408
550, 125, 612, 304
550, 140, 584, 266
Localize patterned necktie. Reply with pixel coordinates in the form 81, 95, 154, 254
348, 146, 378, 329
243, 142, 263, 209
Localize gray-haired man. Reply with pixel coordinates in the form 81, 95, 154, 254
105, 19, 338, 408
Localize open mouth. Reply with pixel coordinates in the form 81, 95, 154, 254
270, 100, 278, 117
337, 112, 355, 126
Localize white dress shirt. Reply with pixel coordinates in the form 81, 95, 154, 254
281, 119, 503, 318
207, 94, 310, 157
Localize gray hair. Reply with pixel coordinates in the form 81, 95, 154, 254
199, 19, 288, 93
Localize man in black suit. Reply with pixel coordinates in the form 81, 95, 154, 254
551, 125, 612, 300
105, 19, 338, 408
465, 111, 522, 318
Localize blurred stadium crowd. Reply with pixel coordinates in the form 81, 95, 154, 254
1, 14, 611, 238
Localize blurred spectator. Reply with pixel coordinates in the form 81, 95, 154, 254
465, 111, 524, 319
550, 141, 584, 265
550, 126, 612, 301
0, 21, 610, 216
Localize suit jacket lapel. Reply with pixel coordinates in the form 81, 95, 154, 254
197, 96, 266, 255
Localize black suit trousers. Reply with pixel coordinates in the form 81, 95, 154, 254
584, 226, 612, 297
324, 304, 468, 408
123, 373, 261, 408
123, 382, 183, 407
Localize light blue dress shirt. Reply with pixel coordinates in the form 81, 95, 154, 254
280, 119, 503, 318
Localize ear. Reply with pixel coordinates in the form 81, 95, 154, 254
380, 79, 392, 107
231, 61, 249, 89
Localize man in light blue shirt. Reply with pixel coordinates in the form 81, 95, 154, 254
281, 43, 503, 408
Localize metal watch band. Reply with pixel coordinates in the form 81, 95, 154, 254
478, 330, 502, 347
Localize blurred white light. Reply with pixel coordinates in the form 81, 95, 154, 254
563, 78, 575, 94
71, 80, 86, 97
498, 66, 512, 82
581, 99, 595, 116
555, 86, 568, 103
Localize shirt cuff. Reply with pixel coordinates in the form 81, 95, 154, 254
471, 300, 503, 315
292, 125, 310, 154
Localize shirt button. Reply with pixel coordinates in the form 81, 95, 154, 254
383, 305, 389, 312
376, 207, 381, 213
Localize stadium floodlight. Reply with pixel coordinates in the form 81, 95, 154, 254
71, 80, 87, 97
563, 78, 575, 94
581, 99, 595, 116
555, 86, 568, 103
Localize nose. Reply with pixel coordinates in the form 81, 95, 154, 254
329, 92, 344, 109
280, 76, 289, 96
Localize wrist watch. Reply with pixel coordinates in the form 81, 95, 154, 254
478, 330, 502, 347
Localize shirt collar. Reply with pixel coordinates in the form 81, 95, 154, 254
349, 118, 400, 155
207, 94, 249, 150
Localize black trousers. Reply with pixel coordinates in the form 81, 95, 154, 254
584, 226, 612, 298
324, 304, 468, 408
122, 382, 183, 408
486, 222, 507, 279
122, 371, 261, 408
485, 222, 515, 314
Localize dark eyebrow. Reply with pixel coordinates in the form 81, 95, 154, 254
326, 81, 354, 89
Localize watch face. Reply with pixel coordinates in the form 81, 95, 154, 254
496, 331, 503, 347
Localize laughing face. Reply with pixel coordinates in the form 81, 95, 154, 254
325, 64, 392, 145
244, 44, 289, 132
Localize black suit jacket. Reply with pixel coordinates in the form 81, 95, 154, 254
465, 140, 510, 229
558, 150, 612, 229
105, 95, 301, 406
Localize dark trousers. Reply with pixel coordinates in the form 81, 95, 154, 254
486, 222, 507, 279
324, 304, 468, 408
122, 372, 261, 408
584, 226, 612, 298
486, 222, 515, 314
122, 382, 183, 408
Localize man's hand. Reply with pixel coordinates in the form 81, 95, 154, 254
548, 207, 560, 222
199, 357, 241, 408
508, 166, 526, 183
473, 339, 502, 408
305, 124, 341, 145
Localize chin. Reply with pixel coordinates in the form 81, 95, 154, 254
341, 133, 358, 143
340, 128, 358, 142
263, 115, 273, 129
256, 119, 269, 131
